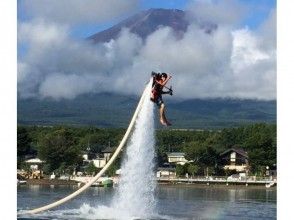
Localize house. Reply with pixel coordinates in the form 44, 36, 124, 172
220, 147, 249, 173
92, 158, 107, 168
24, 157, 45, 179
167, 152, 188, 165
101, 146, 116, 162
156, 167, 176, 178
25, 158, 45, 171
82, 151, 107, 169
81, 146, 116, 169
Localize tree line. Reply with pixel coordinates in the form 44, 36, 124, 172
17, 123, 276, 176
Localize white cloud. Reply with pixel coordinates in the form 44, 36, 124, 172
231, 28, 271, 72
39, 73, 100, 99
230, 28, 276, 99
186, 0, 247, 26
18, 21, 144, 98
258, 9, 276, 52
17, 2, 276, 100
18, 19, 69, 44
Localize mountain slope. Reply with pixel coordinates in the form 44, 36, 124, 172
18, 94, 276, 129
88, 8, 188, 43
88, 8, 216, 43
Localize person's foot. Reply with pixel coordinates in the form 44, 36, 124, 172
160, 119, 172, 126
166, 121, 172, 126
160, 119, 167, 126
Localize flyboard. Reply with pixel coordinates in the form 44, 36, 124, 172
21, 80, 151, 215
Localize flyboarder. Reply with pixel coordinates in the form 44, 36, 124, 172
150, 72, 173, 126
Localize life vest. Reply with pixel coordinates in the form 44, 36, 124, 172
150, 79, 162, 101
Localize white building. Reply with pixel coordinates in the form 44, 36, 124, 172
156, 167, 176, 178
82, 146, 116, 169
167, 152, 188, 165
92, 158, 107, 168
25, 158, 45, 171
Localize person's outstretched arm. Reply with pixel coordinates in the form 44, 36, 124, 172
157, 75, 172, 87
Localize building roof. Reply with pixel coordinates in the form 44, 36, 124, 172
101, 146, 116, 153
220, 147, 248, 158
25, 158, 45, 164
167, 152, 185, 157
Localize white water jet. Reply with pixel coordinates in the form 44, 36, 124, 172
111, 79, 156, 218
76, 79, 157, 219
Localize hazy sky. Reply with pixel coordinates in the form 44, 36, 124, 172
17, 0, 276, 100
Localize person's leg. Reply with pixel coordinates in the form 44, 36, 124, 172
159, 103, 165, 125
157, 96, 166, 125
159, 103, 171, 126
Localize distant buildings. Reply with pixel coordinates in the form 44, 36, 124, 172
25, 158, 45, 171
164, 147, 250, 175
167, 152, 189, 165
101, 146, 116, 162
156, 167, 176, 178
156, 152, 189, 178
82, 146, 116, 169
24, 144, 264, 178
21, 157, 45, 179
219, 147, 249, 173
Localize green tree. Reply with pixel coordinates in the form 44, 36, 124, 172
187, 163, 199, 177
105, 162, 119, 177
184, 141, 218, 175
17, 126, 32, 168
85, 162, 98, 175
244, 124, 276, 174
38, 128, 83, 173
175, 164, 186, 177
184, 142, 217, 167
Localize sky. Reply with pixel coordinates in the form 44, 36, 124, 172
17, 0, 276, 100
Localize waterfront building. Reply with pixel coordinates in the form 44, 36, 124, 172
167, 152, 188, 165
220, 147, 249, 173
24, 158, 45, 179
81, 146, 116, 169
25, 158, 45, 171
92, 158, 107, 168
156, 167, 176, 178
101, 146, 116, 162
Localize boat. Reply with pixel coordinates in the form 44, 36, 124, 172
102, 179, 113, 187
265, 180, 276, 188
17, 179, 27, 185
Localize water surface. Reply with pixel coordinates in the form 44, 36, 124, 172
17, 184, 276, 219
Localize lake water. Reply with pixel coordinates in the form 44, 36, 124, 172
17, 184, 276, 219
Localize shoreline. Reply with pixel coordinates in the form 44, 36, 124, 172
158, 182, 277, 189
25, 179, 78, 186
20, 179, 276, 189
